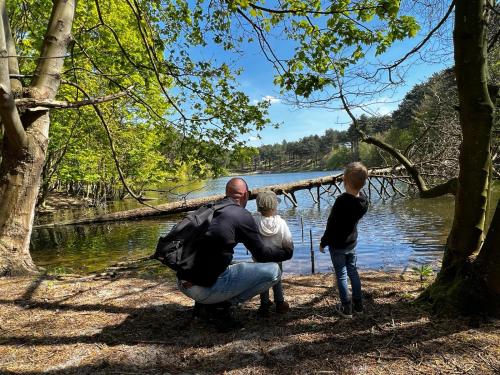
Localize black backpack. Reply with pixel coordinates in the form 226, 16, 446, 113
151, 200, 237, 272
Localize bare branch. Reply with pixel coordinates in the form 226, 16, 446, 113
373, 0, 455, 82
335, 72, 430, 195
16, 85, 134, 111
236, 8, 287, 73
123, 0, 186, 121
249, 3, 380, 16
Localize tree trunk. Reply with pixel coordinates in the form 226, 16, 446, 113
0, 0, 75, 276
422, 0, 498, 315
476, 200, 500, 298
0, 114, 50, 275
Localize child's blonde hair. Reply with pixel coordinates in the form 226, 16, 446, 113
256, 190, 279, 213
344, 162, 368, 190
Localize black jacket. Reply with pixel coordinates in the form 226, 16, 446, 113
320, 193, 368, 251
178, 197, 293, 287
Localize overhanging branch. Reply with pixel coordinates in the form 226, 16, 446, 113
16, 85, 134, 111
335, 71, 458, 198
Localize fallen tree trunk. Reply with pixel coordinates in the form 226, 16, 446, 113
35, 174, 344, 228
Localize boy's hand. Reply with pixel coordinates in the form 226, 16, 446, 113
319, 245, 325, 253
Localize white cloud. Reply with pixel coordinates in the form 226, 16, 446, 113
262, 95, 281, 104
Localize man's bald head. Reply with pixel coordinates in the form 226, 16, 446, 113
225, 177, 249, 207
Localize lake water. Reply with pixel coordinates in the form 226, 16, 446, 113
30, 171, 459, 276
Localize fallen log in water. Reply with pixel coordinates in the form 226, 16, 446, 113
34, 174, 343, 228
35, 172, 413, 229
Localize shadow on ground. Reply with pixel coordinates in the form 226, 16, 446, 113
0, 272, 498, 374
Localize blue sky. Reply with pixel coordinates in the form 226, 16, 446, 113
237, 41, 452, 145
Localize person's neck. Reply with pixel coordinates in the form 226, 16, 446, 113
345, 186, 360, 197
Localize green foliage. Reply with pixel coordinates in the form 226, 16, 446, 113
5, 0, 426, 198
326, 145, 352, 169
412, 264, 434, 283
254, 0, 420, 97
7, 0, 277, 199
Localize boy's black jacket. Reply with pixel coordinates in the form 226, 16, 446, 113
177, 197, 293, 287
320, 193, 368, 251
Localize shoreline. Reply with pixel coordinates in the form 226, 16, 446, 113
1, 270, 498, 374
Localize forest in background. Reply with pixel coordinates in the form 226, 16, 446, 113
40, 63, 498, 206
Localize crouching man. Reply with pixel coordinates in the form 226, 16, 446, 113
177, 177, 293, 331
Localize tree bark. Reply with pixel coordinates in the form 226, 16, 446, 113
0, 0, 76, 276
422, 0, 498, 315
0, 115, 50, 275
446, 0, 494, 260
476, 200, 500, 298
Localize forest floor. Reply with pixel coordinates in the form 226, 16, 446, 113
0, 269, 499, 375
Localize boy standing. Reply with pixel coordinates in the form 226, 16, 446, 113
320, 162, 369, 318
253, 190, 294, 316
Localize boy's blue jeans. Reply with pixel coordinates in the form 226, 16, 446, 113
329, 250, 362, 305
260, 262, 284, 304
178, 262, 281, 305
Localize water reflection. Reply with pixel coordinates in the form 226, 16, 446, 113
31, 171, 459, 275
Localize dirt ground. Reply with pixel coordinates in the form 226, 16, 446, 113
0, 270, 498, 374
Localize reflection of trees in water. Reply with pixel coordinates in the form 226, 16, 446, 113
30, 221, 169, 272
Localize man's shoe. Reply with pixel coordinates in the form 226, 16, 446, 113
192, 302, 209, 319
213, 306, 243, 332
257, 301, 273, 317
353, 299, 364, 315
334, 303, 353, 319
275, 301, 290, 314
192, 301, 232, 320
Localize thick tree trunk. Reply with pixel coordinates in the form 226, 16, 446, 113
0, 0, 75, 276
422, 0, 498, 315
476, 200, 500, 298
0, 114, 50, 275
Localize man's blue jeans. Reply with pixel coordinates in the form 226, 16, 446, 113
178, 262, 282, 305
330, 250, 362, 305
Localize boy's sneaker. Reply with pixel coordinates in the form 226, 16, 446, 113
353, 299, 364, 315
275, 301, 290, 314
334, 303, 353, 319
